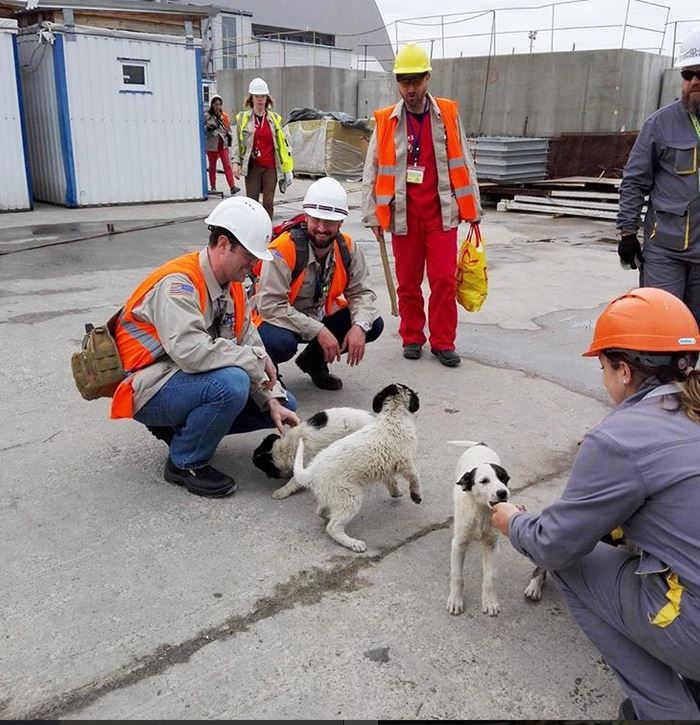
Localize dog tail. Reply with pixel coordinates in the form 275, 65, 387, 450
447, 440, 485, 449
292, 438, 310, 488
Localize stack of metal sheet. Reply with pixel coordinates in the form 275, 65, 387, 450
473, 137, 549, 182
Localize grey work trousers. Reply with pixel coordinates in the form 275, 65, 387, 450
553, 543, 700, 719
641, 239, 700, 326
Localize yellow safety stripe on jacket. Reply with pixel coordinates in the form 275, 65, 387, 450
650, 571, 683, 628
236, 110, 293, 173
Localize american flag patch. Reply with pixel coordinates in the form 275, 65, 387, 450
271, 249, 285, 262
169, 282, 194, 297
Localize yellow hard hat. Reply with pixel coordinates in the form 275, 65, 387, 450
393, 44, 432, 74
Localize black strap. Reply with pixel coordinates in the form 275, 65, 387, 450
289, 225, 351, 283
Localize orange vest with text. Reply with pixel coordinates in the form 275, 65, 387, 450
373, 97, 477, 230
110, 251, 246, 419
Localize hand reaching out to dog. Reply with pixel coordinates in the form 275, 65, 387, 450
491, 502, 523, 536
268, 399, 300, 434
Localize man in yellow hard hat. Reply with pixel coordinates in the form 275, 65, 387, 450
361, 43, 481, 368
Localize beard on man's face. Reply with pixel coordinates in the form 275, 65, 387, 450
682, 87, 700, 115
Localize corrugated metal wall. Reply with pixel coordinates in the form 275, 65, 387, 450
18, 30, 67, 205
0, 20, 31, 211
63, 29, 205, 205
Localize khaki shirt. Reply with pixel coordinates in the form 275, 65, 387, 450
361, 94, 482, 235
254, 235, 378, 340
129, 248, 286, 413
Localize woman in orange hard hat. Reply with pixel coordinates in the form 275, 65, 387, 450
492, 287, 700, 719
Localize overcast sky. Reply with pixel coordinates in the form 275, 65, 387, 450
374, 0, 699, 60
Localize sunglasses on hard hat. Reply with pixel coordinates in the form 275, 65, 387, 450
681, 69, 700, 81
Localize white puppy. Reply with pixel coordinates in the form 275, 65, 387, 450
446, 441, 510, 617
252, 407, 374, 490
288, 384, 422, 553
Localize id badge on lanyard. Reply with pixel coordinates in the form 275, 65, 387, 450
406, 110, 426, 184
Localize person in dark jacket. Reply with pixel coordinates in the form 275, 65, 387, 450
493, 287, 700, 720
204, 95, 240, 197
616, 29, 700, 323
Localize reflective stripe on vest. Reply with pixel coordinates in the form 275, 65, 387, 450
236, 110, 293, 173
110, 251, 246, 419
252, 229, 353, 326
373, 97, 477, 229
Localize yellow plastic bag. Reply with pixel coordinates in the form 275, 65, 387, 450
456, 223, 488, 312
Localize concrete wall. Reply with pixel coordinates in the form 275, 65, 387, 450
216, 66, 386, 120
660, 67, 683, 107
218, 49, 672, 134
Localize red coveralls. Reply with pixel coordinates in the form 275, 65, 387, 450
391, 110, 458, 352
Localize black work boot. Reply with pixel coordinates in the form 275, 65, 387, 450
295, 345, 343, 390
163, 459, 236, 498
431, 349, 461, 367
617, 698, 637, 720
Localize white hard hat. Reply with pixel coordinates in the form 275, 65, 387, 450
248, 77, 270, 95
204, 197, 273, 260
302, 177, 349, 222
678, 27, 700, 68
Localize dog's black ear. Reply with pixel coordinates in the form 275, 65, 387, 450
373, 384, 399, 413
408, 389, 420, 413
253, 433, 279, 458
492, 464, 510, 486
456, 468, 477, 491
306, 411, 328, 429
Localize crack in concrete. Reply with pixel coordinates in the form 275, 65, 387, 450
14, 518, 452, 721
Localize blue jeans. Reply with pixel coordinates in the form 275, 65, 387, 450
133, 367, 297, 469
258, 307, 384, 366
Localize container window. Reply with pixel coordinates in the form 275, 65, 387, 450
120, 60, 150, 91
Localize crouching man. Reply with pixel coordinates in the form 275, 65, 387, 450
254, 177, 384, 390
110, 197, 299, 497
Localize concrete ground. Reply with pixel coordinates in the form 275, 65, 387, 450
0, 178, 634, 719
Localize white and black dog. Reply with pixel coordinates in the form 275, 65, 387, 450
288, 384, 422, 553
252, 407, 374, 487
446, 441, 510, 617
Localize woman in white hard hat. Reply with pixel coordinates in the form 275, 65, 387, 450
232, 78, 294, 220
204, 94, 240, 197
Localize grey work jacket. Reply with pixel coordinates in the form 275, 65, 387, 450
361, 94, 481, 235
618, 101, 700, 251
128, 248, 285, 414
254, 233, 378, 340
510, 383, 700, 626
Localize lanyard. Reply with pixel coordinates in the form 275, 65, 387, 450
406, 111, 427, 166
254, 113, 265, 132
691, 113, 700, 141
314, 252, 335, 304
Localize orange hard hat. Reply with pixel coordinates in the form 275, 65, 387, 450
583, 287, 700, 357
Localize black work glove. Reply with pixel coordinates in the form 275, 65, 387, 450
618, 233, 643, 270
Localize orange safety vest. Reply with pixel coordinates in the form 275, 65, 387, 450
110, 251, 246, 419
252, 229, 353, 325
373, 97, 477, 230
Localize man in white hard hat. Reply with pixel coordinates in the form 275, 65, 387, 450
232, 77, 294, 220
617, 28, 700, 323
254, 177, 383, 390
361, 43, 481, 368
109, 197, 299, 497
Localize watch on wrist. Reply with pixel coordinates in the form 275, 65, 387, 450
357, 320, 371, 333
